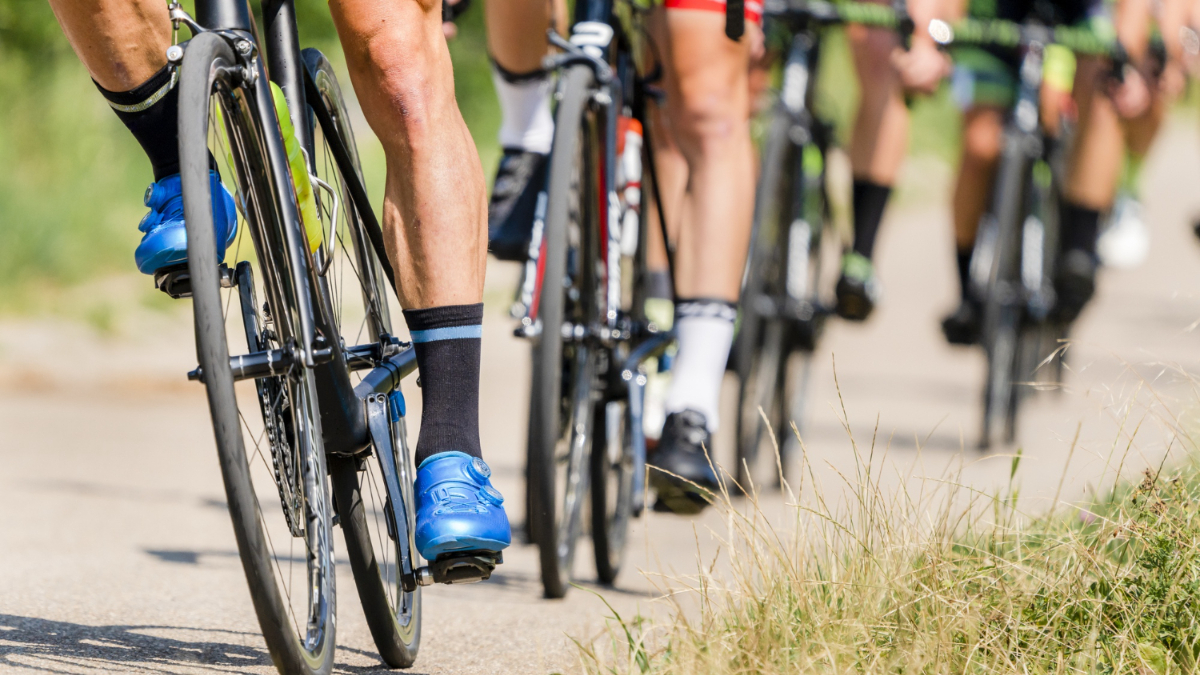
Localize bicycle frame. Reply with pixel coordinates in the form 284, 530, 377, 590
187, 0, 406, 459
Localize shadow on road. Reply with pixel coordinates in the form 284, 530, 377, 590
0, 614, 420, 674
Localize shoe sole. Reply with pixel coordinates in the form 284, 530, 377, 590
420, 535, 510, 561
649, 470, 715, 516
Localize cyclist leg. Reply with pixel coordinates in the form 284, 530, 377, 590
484, 0, 567, 260
47, 0, 237, 275
645, 5, 756, 514
941, 42, 1017, 344
329, 0, 510, 560
838, 0, 946, 321
839, 20, 907, 320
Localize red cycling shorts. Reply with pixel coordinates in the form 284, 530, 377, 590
664, 0, 764, 25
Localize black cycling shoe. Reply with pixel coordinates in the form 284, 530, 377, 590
487, 148, 548, 262
1052, 249, 1098, 323
941, 298, 982, 346
834, 252, 880, 321
648, 410, 720, 515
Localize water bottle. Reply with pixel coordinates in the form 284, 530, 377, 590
617, 116, 643, 257
270, 82, 323, 253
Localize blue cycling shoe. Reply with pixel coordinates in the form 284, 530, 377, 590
414, 451, 511, 561
135, 171, 237, 275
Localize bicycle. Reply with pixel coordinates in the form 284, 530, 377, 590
732, 0, 909, 489
509, 0, 677, 598
164, 1, 496, 671
929, 17, 1125, 448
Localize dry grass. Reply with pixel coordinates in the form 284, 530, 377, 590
576, 402, 1200, 674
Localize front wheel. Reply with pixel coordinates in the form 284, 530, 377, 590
179, 33, 335, 674
527, 64, 600, 598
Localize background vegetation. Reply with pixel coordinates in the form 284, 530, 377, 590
0, 0, 954, 311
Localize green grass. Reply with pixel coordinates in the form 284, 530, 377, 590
577, 431, 1200, 674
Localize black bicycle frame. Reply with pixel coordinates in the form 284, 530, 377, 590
191, 0, 395, 457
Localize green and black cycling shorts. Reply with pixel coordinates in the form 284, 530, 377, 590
951, 0, 1113, 109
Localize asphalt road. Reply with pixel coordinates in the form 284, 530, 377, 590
3, 119, 1200, 674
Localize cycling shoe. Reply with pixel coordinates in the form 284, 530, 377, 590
414, 451, 511, 561
942, 298, 982, 346
649, 410, 719, 515
488, 148, 547, 262
135, 171, 237, 275
835, 252, 880, 321
1052, 249, 1098, 324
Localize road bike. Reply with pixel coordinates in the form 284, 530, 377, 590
512, 0, 677, 599
165, 1, 495, 672
731, 0, 909, 489
930, 17, 1124, 448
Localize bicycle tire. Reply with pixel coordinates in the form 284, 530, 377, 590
736, 106, 809, 490
179, 33, 336, 674
980, 136, 1031, 450
528, 64, 598, 599
591, 397, 632, 584
301, 48, 421, 667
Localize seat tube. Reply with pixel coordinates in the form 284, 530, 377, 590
194, 0, 254, 32
263, 0, 315, 161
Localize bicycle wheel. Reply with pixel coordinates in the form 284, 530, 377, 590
179, 33, 335, 674
980, 138, 1031, 450
300, 49, 421, 666
591, 396, 632, 585
528, 64, 599, 599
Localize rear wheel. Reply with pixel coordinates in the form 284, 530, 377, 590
528, 65, 600, 598
301, 49, 421, 666
179, 33, 335, 674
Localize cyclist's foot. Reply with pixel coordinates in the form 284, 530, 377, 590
414, 451, 511, 562
649, 410, 720, 515
835, 252, 880, 321
941, 297, 982, 346
1098, 193, 1149, 269
1052, 249, 1098, 324
487, 148, 548, 262
135, 171, 237, 275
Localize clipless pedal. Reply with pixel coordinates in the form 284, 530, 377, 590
417, 551, 503, 586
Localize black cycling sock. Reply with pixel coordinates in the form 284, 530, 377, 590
956, 248, 972, 298
403, 303, 484, 467
851, 179, 892, 260
96, 65, 182, 182
1060, 201, 1101, 257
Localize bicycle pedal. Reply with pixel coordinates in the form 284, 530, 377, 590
417, 551, 502, 586
154, 263, 235, 299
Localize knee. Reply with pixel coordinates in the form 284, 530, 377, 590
668, 82, 748, 159
351, 26, 454, 145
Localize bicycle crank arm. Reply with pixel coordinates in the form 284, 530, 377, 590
365, 393, 419, 592
619, 329, 676, 516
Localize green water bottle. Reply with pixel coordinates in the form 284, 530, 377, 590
270, 82, 322, 253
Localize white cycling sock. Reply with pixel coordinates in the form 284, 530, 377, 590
663, 299, 737, 432
492, 67, 554, 155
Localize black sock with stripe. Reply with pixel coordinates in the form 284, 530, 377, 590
403, 303, 484, 466
95, 65, 183, 182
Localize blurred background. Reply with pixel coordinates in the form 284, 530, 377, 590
3, 3, 1200, 673
0, 0, 965, 318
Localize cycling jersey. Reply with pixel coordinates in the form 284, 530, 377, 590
952, 0, 1112, 108
665, 0, 764, 24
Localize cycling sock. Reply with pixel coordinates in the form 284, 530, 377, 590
850, 179, 892, 260
1060, 201, 1101, 257
403, 303, 484, 466
956, 248, 972, 298
492, 59, 554, 155
96, 65, 183, 182
663, 298, 737, 432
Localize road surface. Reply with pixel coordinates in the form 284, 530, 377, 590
2, 120, 1200, 674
